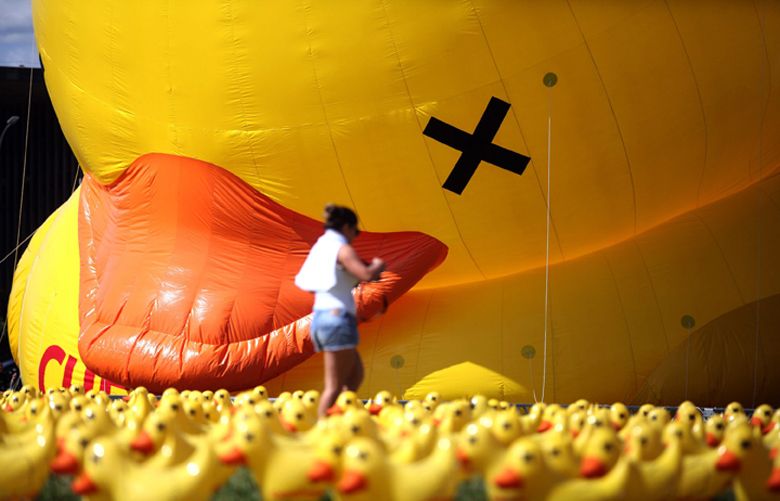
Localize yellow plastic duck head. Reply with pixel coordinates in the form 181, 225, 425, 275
609, 402, 630, 431
579, 427, 620, 479
279, 398, 317, 433
337, 437, 388, 496
751, 404, 775, 434
492, 438, 544, 492
705, 415, 726, 448
491, 409, 524, 445
623, 421, 662, 461
725, 402, 746, 422
50, 423, 92, 475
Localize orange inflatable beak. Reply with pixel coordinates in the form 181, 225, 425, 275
77, 154, 447, 392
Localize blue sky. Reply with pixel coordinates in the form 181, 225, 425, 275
0, 0, 39, 67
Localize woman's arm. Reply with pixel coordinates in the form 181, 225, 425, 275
337, 245, 385, 282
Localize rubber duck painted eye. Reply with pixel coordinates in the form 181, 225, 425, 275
740, 439, 751, 450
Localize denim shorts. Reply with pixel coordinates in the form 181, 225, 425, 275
311, 309, 359, 352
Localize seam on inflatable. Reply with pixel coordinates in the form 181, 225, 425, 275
466, 0, 567, 261
631, 238, 671, 355
566, 0, 638, 235
603, 255, 640, 397
692, 212, 747, 305
300, 0, 359, 213
378, 0, 487, 280
411, 291, 435, 384
16, 203, 64, 376
663, 0, 710, 210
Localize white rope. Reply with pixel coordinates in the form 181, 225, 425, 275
1, 68, 35, 374
12, 67, 34, 274
684, 331, 691, 400
541, 97, 552, 403
528, 358, 538, 403
0, 232, 35, 266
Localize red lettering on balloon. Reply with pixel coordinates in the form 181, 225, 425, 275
37, 344, 127, 395
62, 355, 78, 388
84, 367, 96, 392
38, 345, 66, 391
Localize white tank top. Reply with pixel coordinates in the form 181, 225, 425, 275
314, 263, 358, 314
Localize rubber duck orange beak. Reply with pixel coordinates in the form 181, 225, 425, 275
705, 432, 719, 448
715, 450, 741, 472
368, 403, 383, 415
580, 457, 608, 478
307, 459, 335, 482
455, 447, 471, 470
130, 430, 156, 454
767, 467, 780, 492
750, 416, 764, 427
611, 421, 622, 431
72, 472, 98, 495
326, 405, 344, 416
280, 417, 298, 433
494, 467, 523, 488
338, 470, 367, 494
50, 449, 79, 474
537, 420, 552, 433
764, 422, 776, 435
219, 446, 248, 466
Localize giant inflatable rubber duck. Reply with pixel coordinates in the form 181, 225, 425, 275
7, 1, 780, 404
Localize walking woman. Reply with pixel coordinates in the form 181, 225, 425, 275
295, 204, 385, 417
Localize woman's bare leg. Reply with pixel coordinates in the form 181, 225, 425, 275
319, 349, 357, 418
343, 351, 364, 392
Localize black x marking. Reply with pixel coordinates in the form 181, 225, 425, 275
423, 97, 530, 195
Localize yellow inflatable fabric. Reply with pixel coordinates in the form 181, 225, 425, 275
7, 0, 780, 403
